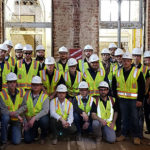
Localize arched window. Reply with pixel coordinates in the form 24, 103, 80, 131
4, 0, 52, 56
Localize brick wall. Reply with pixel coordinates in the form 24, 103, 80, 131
53, 0, 99, 57
146, 0, 150, 50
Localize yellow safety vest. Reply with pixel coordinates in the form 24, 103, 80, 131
100, 62, 113, 87
16, 59, 39, 89
78, 59, 89, 73
40, 69, 62, 95
64, 71, 83, 97
75, 95, 95, 116
0, 88, 24, 120
0, 61, 11, 89
97, 97, 116, 130
83, 69, 105, 96
140, 64, 148, 80
54, 97, 72, 120
8, 56, 15, 72
56, 62, 69, 74
115, 66, 141, 99
25, 91, 48, 117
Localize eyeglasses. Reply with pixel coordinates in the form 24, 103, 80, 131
24, 53, 32, 55
99, 88, 108, 91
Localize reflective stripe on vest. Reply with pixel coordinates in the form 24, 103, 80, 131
54, 97, 72, 120
76, 95, 94, 115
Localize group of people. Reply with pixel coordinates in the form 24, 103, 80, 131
0, 40, 150, 148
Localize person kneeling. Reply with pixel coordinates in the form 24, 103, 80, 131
91, 81, 118, 144
50, 84, 76, 145
24, 76, 49, 144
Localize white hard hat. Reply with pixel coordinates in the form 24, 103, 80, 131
122, 51, 132, 59
98, 81, 109, 88
36, 45, 45, 51
6, 72, 17, 81
31, 76, 42, 84
68, 58, 77, 66
108, 43, 117, 49
89, 54, 99, 63
84, 45, 93, 51
101, 48, 110, 54
78, 81, 89, 89
115, 48, 124, 56
45, 56, 55, 65
4, 40, 13, 47
58, 46, 68, 53
132, 48, 142, 55
144, 51, 150, 58
23, 44, 33, 51
56, 84, 67, 92
14, 43, 23, 50
0, 44, 8, 51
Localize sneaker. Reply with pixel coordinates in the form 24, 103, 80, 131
133, 137, 140, 145
40, 139, 45, 145
145, 131, 150, 134
96, 137, 102, 143
76, 134, 82, 141
0, 143, 7, 150
116, 135, 125, 142
52, 138, 58, 145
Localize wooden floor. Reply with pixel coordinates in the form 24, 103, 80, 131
5, 135, 150, 150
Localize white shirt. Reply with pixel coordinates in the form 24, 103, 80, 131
50, 97, 74, 125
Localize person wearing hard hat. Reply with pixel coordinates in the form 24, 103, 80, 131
36, 45, 45, 70
64, 58, 83, 100
83, 54, 106, 98
56, 46, 69, 74
3, 40, 15, 70
100, 48, 113, 87
132, 48, 148, 79
0, 72, 26, 147
108, 43, 117, 64
143, 51, 150, 68
50, 84, 76, 145
73, 81, 96, 140
113, 48, 124, 74
39, 56, 64, 99
0, 44, 11, 91
112, 51, 145, 145
14, 44, 40, 90
78, 44, 94, 73
23, 76, 49, 144
14, 43, 23, 61
91, 81, 118, 143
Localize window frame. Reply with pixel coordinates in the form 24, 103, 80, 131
99, 0, 143, 29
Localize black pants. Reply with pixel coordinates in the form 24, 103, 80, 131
144, 99, 150, 132
50, 118, 77, 139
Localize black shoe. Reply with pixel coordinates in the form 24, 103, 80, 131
0, 143, 7, 150
145, 131, 150, 134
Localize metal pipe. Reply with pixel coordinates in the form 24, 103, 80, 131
118, 0, 121, 48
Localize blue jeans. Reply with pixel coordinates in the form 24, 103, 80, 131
74, 112, 92, 134
92, 120, 116, 143
119, 99, 140, 137
1, 114, 22, 145
24, 115, 49, 143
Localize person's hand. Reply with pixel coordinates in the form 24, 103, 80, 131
82, 122, 89, 130
18, 115, 23, 123
81, 112, 89, 122
110, 122, 115, 129
64, 122, 70, 128
60, 118, 68, 127
100, 119, 107, 126
136, 101, 142, 107
10, 111, 17, 117
28, 117, 36, 128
